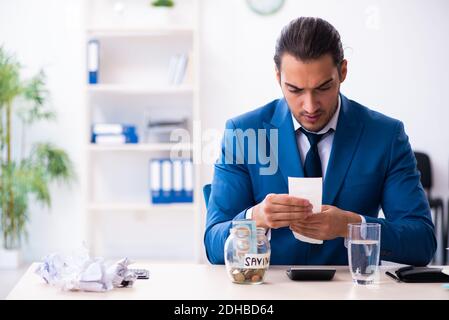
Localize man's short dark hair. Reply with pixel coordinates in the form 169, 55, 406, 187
274, 17, 344, 76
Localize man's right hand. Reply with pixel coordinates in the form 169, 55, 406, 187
252, 193, 313, 229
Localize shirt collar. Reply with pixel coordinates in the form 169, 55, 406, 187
291, 95, 341, 134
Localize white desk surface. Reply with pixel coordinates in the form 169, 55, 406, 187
6, 263, 449, 300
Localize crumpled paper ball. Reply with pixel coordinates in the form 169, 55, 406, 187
35, 247, 138, 292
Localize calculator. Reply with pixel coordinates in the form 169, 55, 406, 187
129, 268, 150, 279
286, 267, 336, 281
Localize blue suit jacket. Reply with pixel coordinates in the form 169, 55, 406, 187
204, 94, 436, 266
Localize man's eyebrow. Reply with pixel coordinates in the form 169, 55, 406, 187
316, 78, 333, 89
285, 78, 334, 90
285, 82, 303, 90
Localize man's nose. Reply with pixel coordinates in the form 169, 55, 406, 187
302, 93, 319, 114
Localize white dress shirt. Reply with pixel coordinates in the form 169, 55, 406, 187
291, 96, 365, 225
246, 95, 365, 239
292, 96, 341, 179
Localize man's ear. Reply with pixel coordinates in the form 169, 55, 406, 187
339, 59, 348, 83
275, 66, 281, 85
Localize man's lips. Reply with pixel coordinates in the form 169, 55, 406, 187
303, 113, 322, 123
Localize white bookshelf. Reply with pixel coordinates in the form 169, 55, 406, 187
87, 27, 194, 38
88, 203, 195, 212
88, 143, 193, 152
85, 0, 201, 263
87, 84, 194, 95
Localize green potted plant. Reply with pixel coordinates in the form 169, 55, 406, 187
0, 47, 75, 268
151, 0, 174, 7
149, 0, 176, 26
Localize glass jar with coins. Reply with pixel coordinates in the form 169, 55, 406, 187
224, 220, 271, 284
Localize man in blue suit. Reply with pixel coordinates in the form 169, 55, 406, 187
204, 17, 436, 266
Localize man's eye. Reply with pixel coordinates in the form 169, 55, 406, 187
317, 86, 331, 91
288, 89, 302, 94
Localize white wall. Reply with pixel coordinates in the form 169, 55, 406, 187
199, 0, 449, 203
0, 0, 88, 261
1, 0, 448, 263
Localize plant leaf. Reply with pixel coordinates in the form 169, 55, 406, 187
0, 47, 22, 107
30, 142, 76, 184
17, 70, 56, 124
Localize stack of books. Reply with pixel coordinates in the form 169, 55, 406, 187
150, 158, 193, 204
91, 124, 139, 144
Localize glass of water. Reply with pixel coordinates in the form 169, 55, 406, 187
347, 223, 381, 285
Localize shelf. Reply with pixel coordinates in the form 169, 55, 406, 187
87, 84, 194, 95
88, 143, 193, 152
88, 203, 195, 212
85, 0, 200, 262
87, 27, 194, 38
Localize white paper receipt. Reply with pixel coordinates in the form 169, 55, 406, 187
288, 177, 323, 244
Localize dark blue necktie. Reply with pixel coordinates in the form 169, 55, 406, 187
299, 127, 333, 177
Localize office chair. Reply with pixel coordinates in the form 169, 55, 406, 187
414, 151, 446, 264
203, 184, 212, 209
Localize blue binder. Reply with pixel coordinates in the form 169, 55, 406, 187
172, 159, 184, 203
182, 159, 193, 203
149, 158, 193, 204
87, 40, 99, 84
150, 159, 162, 204
160, 159, 173, 203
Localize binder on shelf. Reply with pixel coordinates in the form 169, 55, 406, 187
161, 159, 173, 203
173, 53, 188, 85
182, 159, 193, 203
150, 160, 162, 204
167, 53, 189, 85
87, 39, 99, 84
167, 54, 180, 85
149, 158, 193, 204
172, 160, 184, 203
183, 51, 194, 85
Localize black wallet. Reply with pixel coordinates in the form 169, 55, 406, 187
394, 266, 449, 283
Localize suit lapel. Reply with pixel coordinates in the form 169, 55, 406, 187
323, 94, 364, 205
263, 99, 303, 188
262, 95, 364, 202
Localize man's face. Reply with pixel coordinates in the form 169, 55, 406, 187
276, 53, 347, 132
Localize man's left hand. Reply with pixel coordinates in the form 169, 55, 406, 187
289, 205, 362, 240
